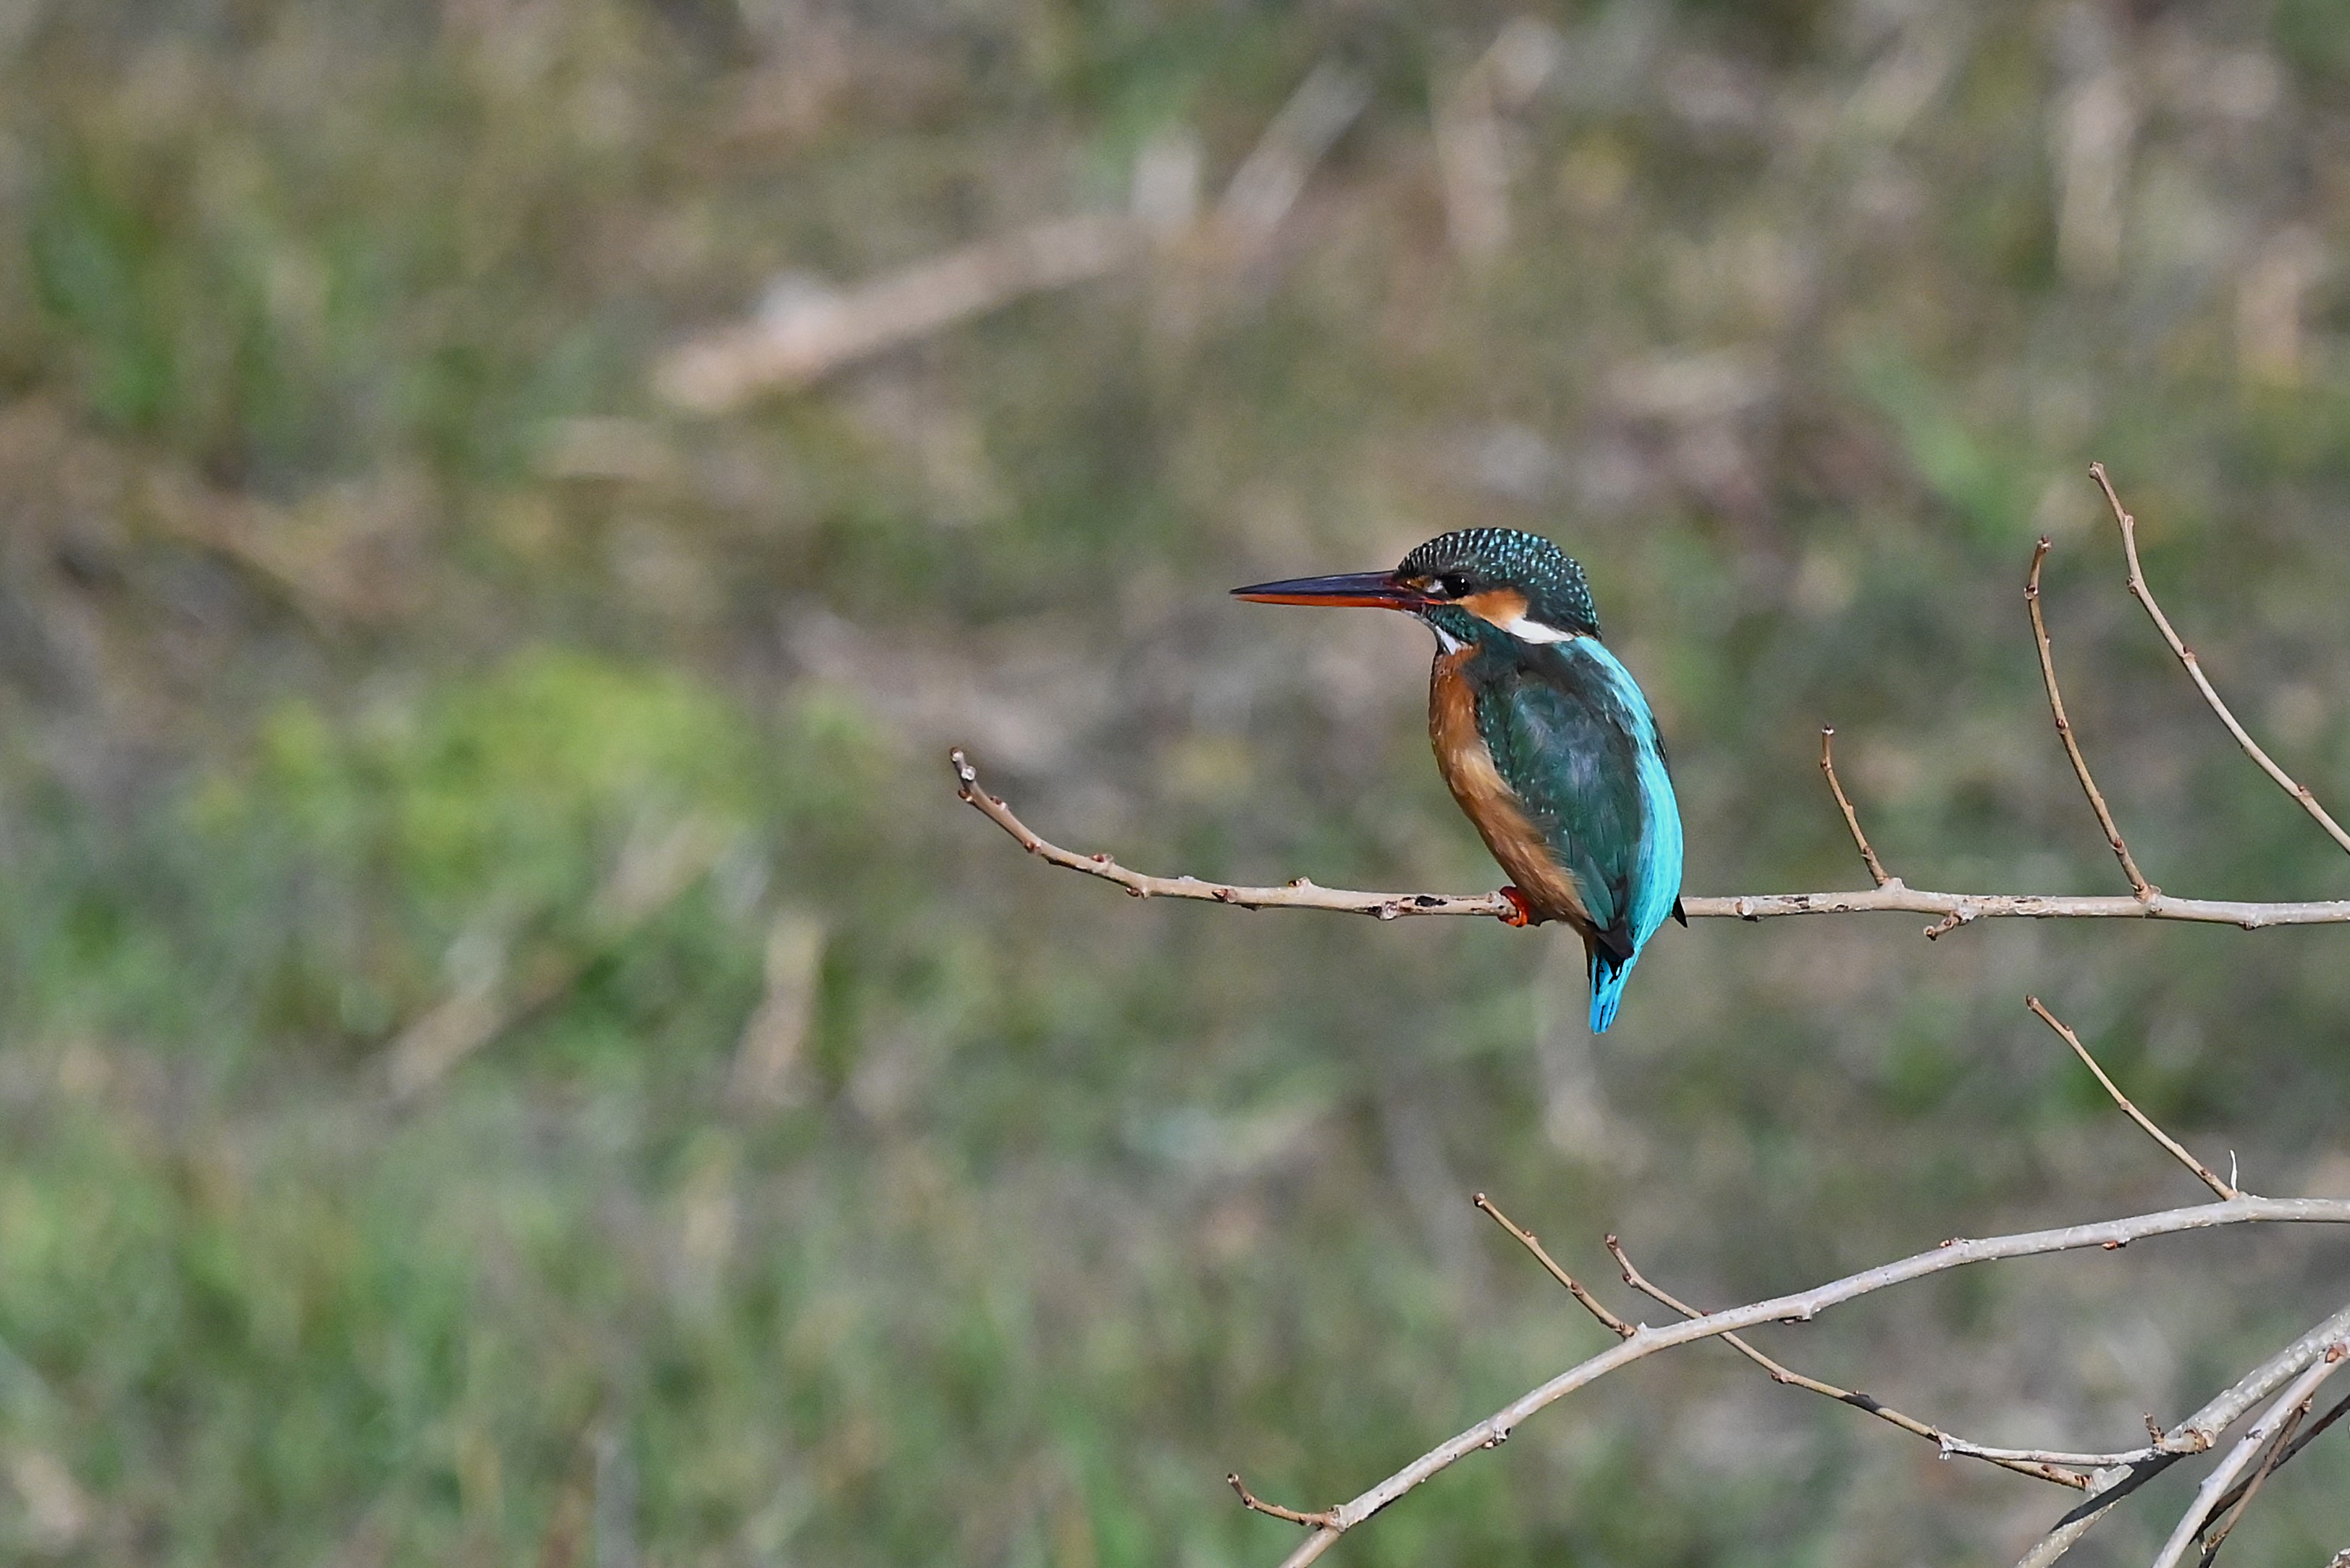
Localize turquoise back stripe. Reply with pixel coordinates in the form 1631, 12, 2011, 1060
1570, 639, 1683, 1032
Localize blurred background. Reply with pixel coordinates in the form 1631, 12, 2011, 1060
1, 0, 2349, 1563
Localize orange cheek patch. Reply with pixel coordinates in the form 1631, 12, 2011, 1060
1459, 588, 1529, 629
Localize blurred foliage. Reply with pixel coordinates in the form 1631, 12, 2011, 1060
1, 0, 2349, 1563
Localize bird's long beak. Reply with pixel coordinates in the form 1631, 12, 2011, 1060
1229, 570, 1429, 610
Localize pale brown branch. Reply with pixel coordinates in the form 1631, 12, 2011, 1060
951, 749, 2350, 930
1249, 1197, 2350, 1568
1226, 1473, 1336, 1530
2091, 462, 2350, 859
2028, 536, 2157, 899
1473, 1194, 1633, 1339
951, 749, 1514, 920
2025, 996, 2239, 1200
1599, 1233, 2088, 1488
2149, 1344, 2348, 1568
1819, 727, 1891, 886
1687, 886, 2350, 929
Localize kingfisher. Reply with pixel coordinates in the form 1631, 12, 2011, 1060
1233, 528, 1684, 1032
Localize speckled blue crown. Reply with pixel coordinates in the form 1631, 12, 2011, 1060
1400, 528, 1599, 636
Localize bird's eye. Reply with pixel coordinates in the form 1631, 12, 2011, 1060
1437, 573, 1472, 598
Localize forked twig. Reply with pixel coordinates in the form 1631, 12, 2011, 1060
1819, 727, 1891, 885
1599, 1233, 2088, 1487
2092, 462, 2350, 858
2025, 997, 2239, 1200
1473, 1194, 1633, 1338
2028, 536, 2157, 899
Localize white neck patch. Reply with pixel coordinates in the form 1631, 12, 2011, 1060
1494, 614, 1580, 644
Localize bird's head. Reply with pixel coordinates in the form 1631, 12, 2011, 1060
1231, 527, 1600, 647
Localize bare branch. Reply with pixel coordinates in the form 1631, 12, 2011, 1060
2149, 1344, 2348, 1568
1226, 1473, 1336, 1531
951, 749, 1512, 920
1819, 727, 1891, 886
2028, 536, 2158, 898
1599, 1232, 2088, 1488
1473, 1194, 1633, 1339
2025, 996, 2239, 1200
2091, 462, 2350, 858
1243, 1197, 2350, 1567
952, 750, 2350, 930
1687, 887, 2350, 930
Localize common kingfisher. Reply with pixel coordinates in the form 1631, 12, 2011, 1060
1233, 528, 1685, 1032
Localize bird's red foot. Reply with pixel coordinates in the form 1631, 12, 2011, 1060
1497, 886, 1538, 927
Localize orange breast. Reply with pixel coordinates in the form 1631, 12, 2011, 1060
1427, 648, 1592, 932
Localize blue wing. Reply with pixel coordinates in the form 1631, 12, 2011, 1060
1475, 638, 1683, 1031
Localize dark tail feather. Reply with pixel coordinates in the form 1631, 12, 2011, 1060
1587, 945, 1637, 1033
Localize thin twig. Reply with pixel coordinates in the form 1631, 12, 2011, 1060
1600, 1233, 2087, 1488
2028, 536, 2157, 899
1473, 1194, 1633, 1338
1819, 727, 1891, 885
1226, 1473, 1336, 1530
2025, 997, 2239, 1200
2148, 1344, 2349, 1568
952, 749, 2350, 930
1686, 887, 2350, 928
2091, 463, 2350, 858
1249, 1197, 2350, 1568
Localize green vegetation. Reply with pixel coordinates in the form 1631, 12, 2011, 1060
0, 0, 2347, 1562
